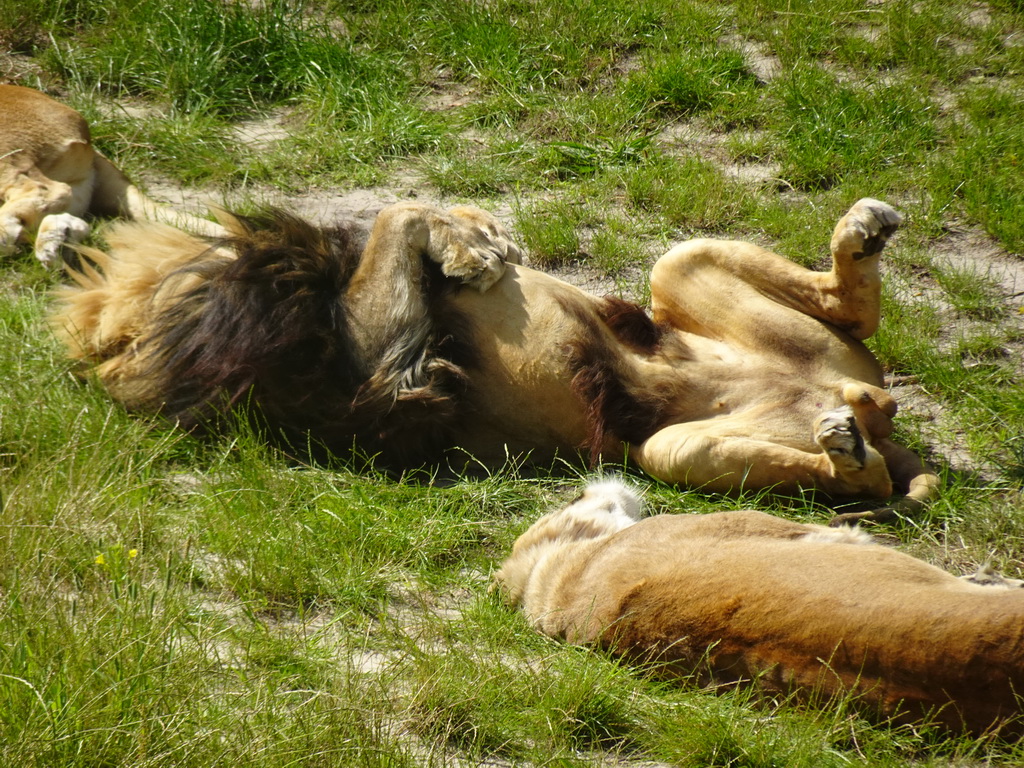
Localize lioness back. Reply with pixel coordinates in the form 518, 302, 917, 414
542, 512, 1024, 732
0, 85, 91, 175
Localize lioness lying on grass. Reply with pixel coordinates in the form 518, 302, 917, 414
52, 197, 936, 521
0, 84, 223, 265
493, 479, 1024, 735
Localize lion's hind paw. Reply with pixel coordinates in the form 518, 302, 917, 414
36, 212, 90, 266
814, 406, 868, 473
832, 198, 902, 261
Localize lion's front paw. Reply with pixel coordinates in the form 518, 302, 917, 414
0, 213, 24, 257
814, 406, 868, 473
831, 198, 902, 261
36, 212, 90, 266
440, 240, 506, 292
447, 205, 523, 266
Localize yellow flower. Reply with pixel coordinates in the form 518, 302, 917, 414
94, 553, 105, 566
128, 549, 138, 559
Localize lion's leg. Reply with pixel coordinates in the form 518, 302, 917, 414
0, 172, 91, 265
343, 202, 515, 360
829, 439, 940, 525
90, 153, 226, 239
651, 198, 899, 344
821, 198, 902, 338
630, 405, 893, 500
0, 197, 30, 257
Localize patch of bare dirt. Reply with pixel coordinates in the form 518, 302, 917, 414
658, 121, 783, 187
932, 225, 1024, 311
723, 34, 782, 83
230, 109, 294, 151
422, 76, 480, 113
94, 97, 163, 122
888, 378, 985, 477
0, 52, 42, 84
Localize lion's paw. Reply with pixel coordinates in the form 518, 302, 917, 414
814, 406, 868, 473
961, 564, 1024, 589
0, 213, 24, 257
439, 241, 506, 292
36, 212, 90, 267
831, 198, 902, 261
448, 205, 523, 266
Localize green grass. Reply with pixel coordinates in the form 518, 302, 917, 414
625, 44, 763, 125
940, 88, 1024, 253
771, 65, 939, 191
3, 0, 1024, 764
624, 156, 754, 233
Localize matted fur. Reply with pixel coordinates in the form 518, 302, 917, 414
52, 198, 938, 517
494, 480, 1024, 734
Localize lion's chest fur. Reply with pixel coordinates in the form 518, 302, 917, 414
447, 265, 603, 457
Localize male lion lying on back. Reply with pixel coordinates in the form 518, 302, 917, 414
493, 479, 1024, 734
52, 196, 936, 521
0, 84, 223, 265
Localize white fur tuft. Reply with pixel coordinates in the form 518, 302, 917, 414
801, 525, 874, 546
576, 477, 645, 522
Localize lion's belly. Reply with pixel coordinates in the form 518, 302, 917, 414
651, 326, 886, 452
446, 265, 598, 460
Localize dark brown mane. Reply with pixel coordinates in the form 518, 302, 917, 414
560, 295, 670, 464
128, 207, 472, 466
597, 295, 662, 352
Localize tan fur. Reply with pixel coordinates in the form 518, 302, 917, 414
0, 85, 224, 265
494, 480, 1024, 734
445, 197, 937, 520
53, 221, 222, 404
51, 197, 937, 518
